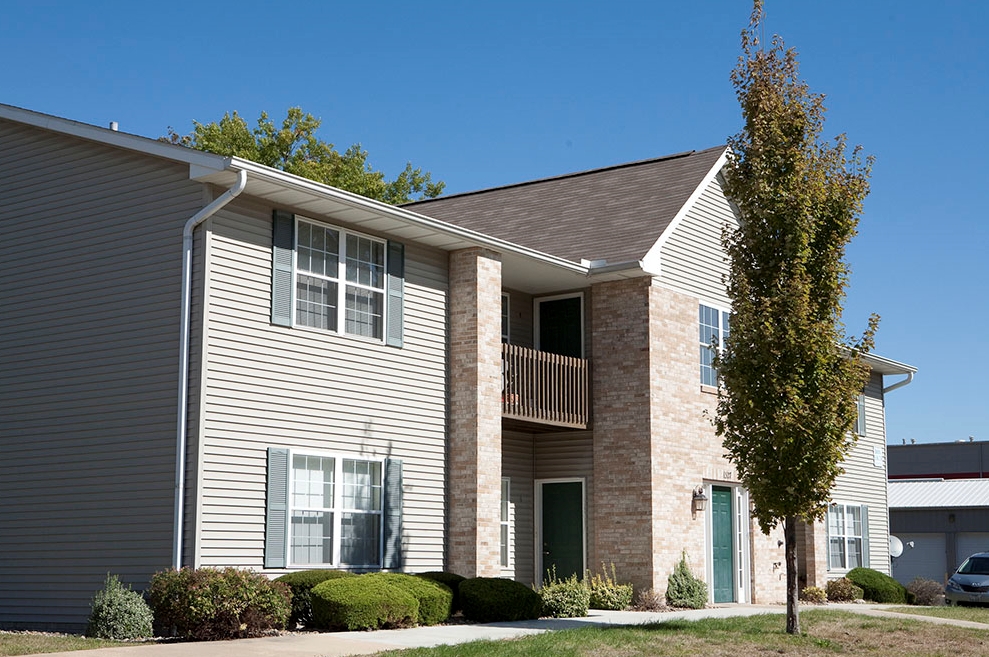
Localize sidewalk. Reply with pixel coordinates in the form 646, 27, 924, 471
34, 604, 989, 657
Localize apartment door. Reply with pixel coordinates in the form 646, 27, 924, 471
536, 294, 583, 358
712, 486, 735, 603
537, 479, 585, 582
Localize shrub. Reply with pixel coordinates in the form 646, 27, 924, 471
539, 569, 590, 618
460, 577, 542, 622
633, 588, 666, 611
587, 563, 634, 610
274, 570, 356, 628
666, 552, 708, 609
85, 574, 154, 640
907, 577, 944, 606
310, 576, 418, 631
417, 572, 466, 612
826, 577, 864, 602
799, 586, 828, 604
846, 567, 908, 604
146, 567, 291, 640
363, 573, 453, 625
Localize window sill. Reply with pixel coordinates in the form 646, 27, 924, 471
700, 384, 719, 396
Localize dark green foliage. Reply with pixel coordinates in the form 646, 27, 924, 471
85, 574, 154, 640
363, 573, 453, 625
417, 571, 466, 612
666, 553, 708, 609
161, 107, 444, 204
146, 567, 291, 640
539, 570, 590, 618
459, 577, 542, 622
587, 564, 634, 610
274, 569, 356, 628
846, 568, 908, 604
826, 577, 864, 602
309, 576, 418, 631
906, 577, 944, 606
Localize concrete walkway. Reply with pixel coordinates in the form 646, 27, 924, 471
34, 604, 989, 657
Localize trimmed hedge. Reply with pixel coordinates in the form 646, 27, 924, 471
147, 567, 291, 640
846, 567, 908, 604
363, 573, 453, 625
826, 577, 864, 602
460, 577, 542, 622
274, 570, 356, 628
310, 576, 418, 631
417, 572, 466, 612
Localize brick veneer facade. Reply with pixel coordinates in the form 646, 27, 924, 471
447, 247, 503, 577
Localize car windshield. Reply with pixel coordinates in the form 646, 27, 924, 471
958, 557, 989, 575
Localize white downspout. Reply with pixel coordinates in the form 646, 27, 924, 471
883, 371, 914, 395
173, 170, 248, 570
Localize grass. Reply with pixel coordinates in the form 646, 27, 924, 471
888, 605, 989, 623
0, 631, 127, 656
373, 610, 989, 657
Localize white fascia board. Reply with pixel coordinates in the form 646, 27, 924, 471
225, 157, 590, 276
861, 351, 917, 376
640, 147, 730, 275
0, 103, 227, 169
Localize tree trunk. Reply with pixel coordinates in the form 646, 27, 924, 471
784, 516, 800, 634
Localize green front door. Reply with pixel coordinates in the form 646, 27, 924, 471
541, 481, 584, 581
712, 486, 735, 603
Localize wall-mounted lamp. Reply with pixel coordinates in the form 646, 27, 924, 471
692, 487, 708, 514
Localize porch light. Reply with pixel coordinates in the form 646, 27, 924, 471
692, 487, 708, 513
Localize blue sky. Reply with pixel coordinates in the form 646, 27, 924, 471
2, 1, 985, 445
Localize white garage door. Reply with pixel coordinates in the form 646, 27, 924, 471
891, 533, 947, 585
956, 533, 989, 569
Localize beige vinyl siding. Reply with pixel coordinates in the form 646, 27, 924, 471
657, 174, 736, 307
504, 288, 534, 347
503, 432, 535, 583
831, 372, 891, 574
0, 121, 206, 630
195, 200, 449, 572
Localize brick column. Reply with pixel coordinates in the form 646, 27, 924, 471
448, 247, 503, 578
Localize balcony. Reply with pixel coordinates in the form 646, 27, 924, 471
501, 343, 588, 429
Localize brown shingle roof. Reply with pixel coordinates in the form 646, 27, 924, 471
406, 145, 726, 264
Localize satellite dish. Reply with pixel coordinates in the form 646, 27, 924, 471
890, 535, 904, 558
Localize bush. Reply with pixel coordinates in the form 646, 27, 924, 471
907, 577, 944, 606
587, 563, 634, 610
363, 573, 453, 625
633, 588, 666, 611
666, 552, 708, 609
799, 586, 827, 604
539, 569, 590, 618
147, 567, 291, 640
826, 577, 864, 602
846, 567, 908, 604
85, 574, 154, 640
274, 570, 356, 628
310, 576, 418, 631
460, 577, 542, 622
416, 572, 466, 612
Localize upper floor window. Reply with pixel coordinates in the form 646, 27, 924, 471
855, 394, 867, 436
699, 304, 730, 386
502, 294, 510, 344
296, 220, 386, 339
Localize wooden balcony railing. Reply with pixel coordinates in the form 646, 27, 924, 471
501, 343, 588, 429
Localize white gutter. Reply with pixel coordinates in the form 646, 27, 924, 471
173, 169, 248, 570
883, 371, 914, 395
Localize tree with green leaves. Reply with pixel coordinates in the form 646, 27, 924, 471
162, 107, 444, 204
717, 1, 877, 635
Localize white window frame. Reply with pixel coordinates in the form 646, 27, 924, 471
699, 303, 730, 387
500, 477, 512, 569
855, 394, 867, 436
293, 217, 388, 341
827, 502, 865, 572
287, 449, 385, 569
534, 292, 585, 358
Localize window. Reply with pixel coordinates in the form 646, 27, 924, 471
501, 294, 510, 344
855, 394, 866, 436
699, 304, 730, 386
828, 503, 868, 570
265, 448, 402, 570
500, 477, 511, 568
296, 220, 386, 339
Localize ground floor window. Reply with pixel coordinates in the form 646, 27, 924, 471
500, 477, 511, 567
828, 503, 867, 570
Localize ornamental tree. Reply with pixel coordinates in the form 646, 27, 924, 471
717, 1, 877, 634
162, 106, 444, 204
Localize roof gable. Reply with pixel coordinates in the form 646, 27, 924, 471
407, 146, 727, 264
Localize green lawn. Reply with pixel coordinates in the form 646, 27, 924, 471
0, 631, 128, 656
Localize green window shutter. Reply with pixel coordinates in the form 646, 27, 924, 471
383, 458, 403, 569
861, 504, 870, 569
271, 211, 295, 327
386, 241, 405, 347
265, 447, 290, 568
